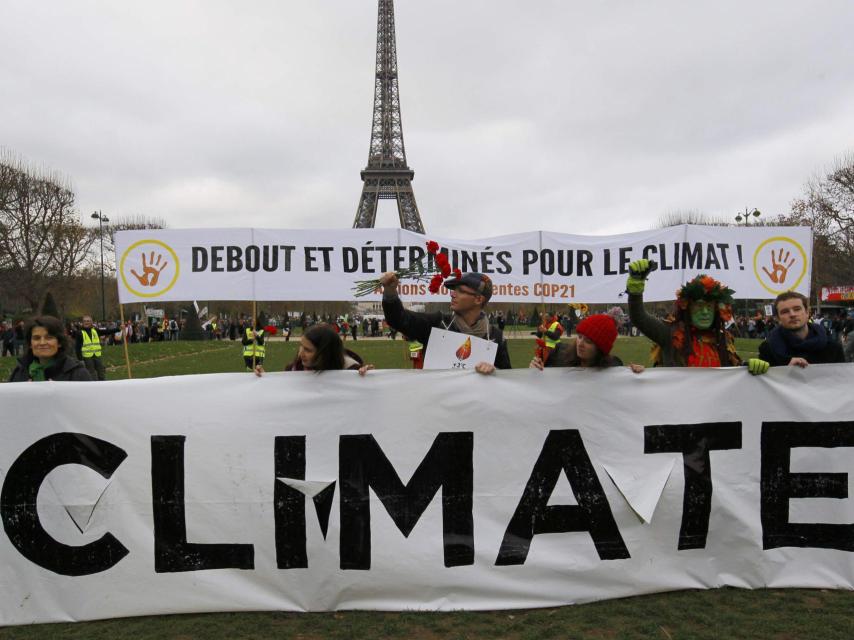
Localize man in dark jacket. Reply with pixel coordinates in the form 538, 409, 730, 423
1, 322, 14, 357
379, 271, 511, 372
758, 291, 845, 367
843, 311, 854, 363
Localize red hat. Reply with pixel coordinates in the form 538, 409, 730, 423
576, 314, 617, 355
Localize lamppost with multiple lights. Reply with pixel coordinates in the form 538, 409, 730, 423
734, 207, 761, 226
733, 208, 761, 320
91, 211, 110, 322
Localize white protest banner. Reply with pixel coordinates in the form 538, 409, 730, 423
114, 225, 812, 304
422, 328, 496, 370
2, 365, 853, 625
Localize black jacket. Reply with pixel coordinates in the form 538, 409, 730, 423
8, 353, 92, 382
382, 295, 511, 369
544, 340, 624, 368
758, 324, 845, 366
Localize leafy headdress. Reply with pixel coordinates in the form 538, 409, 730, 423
675, 274, 734, 323
650, 274, 741, 366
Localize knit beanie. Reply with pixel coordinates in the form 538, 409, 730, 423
576, 314, 617, 355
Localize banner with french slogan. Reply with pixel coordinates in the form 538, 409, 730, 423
114, 226, 812, 303
1, 365, 853, 625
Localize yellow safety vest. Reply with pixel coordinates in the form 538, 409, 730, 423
408, 340, 424, 369
81, 328, 102, 358
242, 328, 265, 358
544, 320, 562, 349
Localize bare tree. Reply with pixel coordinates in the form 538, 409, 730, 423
99, 213, 168, 271
0, 152, 96, 310
787, 153, 854, 256
656, 209, 730, 228
779, 153, 854, 296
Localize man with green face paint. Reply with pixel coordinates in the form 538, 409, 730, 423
626, 259, 768, 373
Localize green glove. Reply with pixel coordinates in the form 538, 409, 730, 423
626, 259, 650, 295
748, 358, 770, 375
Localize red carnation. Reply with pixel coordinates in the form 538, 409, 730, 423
452, 268, 462, 279
428, 274, 444, 294
435, 252, 451, 277
426, 240, 440, 255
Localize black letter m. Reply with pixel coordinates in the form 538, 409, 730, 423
339, 433, 473, 570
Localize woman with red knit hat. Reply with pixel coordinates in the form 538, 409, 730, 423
530, 313, 644, 372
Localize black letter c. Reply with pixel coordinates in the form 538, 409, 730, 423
1, 433, 129, 576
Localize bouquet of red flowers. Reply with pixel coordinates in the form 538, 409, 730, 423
352, 240, 461, 297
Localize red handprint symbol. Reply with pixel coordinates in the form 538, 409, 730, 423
130, 251, 169, 287
762, 248, 796, 284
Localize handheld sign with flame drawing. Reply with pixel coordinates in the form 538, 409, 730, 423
456, 337, 472, 361
422, 328, 496, 370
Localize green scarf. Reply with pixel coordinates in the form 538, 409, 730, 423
28, 359, 56, 381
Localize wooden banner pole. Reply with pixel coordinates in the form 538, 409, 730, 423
119, 304, 132, 379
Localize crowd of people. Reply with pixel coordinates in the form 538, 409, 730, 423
3, 265, 853, 383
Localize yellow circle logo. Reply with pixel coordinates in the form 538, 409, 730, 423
753, 237, 808, 296
119, 239, 180, 298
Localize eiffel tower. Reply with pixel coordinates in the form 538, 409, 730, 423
352, 0, 425, 233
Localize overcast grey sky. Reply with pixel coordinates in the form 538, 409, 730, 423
2, 0, 852, 238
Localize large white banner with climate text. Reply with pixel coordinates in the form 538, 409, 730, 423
1, 365, 853, 625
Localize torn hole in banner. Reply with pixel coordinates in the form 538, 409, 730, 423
276, 478, 336, 540
44, 468, 114, 535
601, 458, 675, 524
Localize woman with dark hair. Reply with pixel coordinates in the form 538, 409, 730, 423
255, 323, 373, 376
8, 316, 92, 382
530, 314, 644, 372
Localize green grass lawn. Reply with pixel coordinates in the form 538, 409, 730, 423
0, 588, 850, 639
1, 335, 848, 639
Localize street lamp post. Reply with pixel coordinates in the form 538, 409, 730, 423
91, 211, 110, 322
734, 207, 761, 226
734, 207, 761, 322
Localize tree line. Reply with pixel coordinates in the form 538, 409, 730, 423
0, 151, 163, 318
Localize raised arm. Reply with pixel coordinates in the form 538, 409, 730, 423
626, 259, 671, 348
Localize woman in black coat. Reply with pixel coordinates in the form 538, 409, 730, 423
8, 316, 91, 382
255, 324, 373, 376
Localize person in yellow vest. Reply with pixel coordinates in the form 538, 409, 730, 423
405, 336, 424, 369
75, 315, 106, 380
532, 311, 564, 364
242, 320, 266, 370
